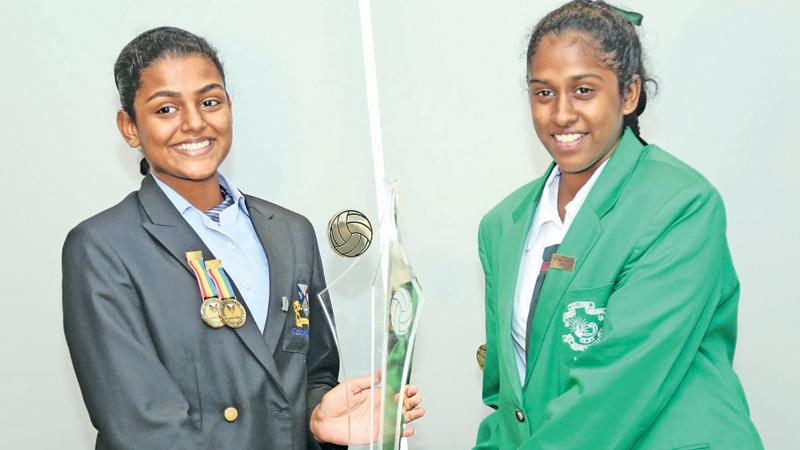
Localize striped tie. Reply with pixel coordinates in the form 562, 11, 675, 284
205, 185, 235, 224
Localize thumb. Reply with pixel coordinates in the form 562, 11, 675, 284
345, 369, 382, 395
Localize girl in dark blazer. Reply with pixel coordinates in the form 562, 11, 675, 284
63, 26, 422, 449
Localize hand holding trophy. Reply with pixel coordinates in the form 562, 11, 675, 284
310, 371, 425, 445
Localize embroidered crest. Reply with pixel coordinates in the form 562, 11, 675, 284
562, 301, 606, 351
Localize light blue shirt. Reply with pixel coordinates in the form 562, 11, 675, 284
153, 173, 271, 333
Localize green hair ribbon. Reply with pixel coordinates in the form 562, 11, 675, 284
610, 4, 643, 26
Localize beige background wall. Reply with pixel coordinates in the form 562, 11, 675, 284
1, 1, 797, 448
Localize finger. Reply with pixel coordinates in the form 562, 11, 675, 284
393, 388, 407, 402
346, 370, 382, 394
343, 377, 372, 395
404, 407, 426, 423
405, 393, 422, 410
404, 385, 420, 397
401, 426, 416, 438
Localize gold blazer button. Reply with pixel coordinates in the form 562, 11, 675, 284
224, 406, 239, 422
476, 344, 487, 371
515, 410, 525, 422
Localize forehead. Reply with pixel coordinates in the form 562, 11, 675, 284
137, 54, 223, 94
529, 31, 616, 80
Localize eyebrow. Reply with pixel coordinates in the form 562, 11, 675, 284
145, 83, 225, 102
528, 73, 604, 84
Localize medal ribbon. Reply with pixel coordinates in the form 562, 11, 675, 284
206, 259, 235, 300
185, 251, 219, 300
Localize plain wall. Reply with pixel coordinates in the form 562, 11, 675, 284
1, 1, 797, 448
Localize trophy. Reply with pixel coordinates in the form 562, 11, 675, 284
318, 184, 425, 450
313, 1, 426, 447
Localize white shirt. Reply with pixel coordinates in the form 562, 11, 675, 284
511, 161, 607, 383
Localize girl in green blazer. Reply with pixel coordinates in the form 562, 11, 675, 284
475, 2, 762, 449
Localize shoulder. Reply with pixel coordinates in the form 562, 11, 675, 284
63, 192, 141, 252
625, 144, 727, 229
244, 194, 315, 235
635, 144, 720, 200
479, 177, 542, 235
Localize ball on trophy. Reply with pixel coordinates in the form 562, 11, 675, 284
327, 210, 373, 257
390, 287, 413, 336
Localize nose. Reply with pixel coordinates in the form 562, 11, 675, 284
180, 104, 206, 133
552, 94, 577, 127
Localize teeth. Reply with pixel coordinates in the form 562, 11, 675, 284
554, 133, 584, 143
175, 140, 211, 151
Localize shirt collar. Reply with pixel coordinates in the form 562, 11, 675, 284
525, 160, 608, 250
152, 172, 250, 218
532, 166, 562, 231
216, 172, 249, 217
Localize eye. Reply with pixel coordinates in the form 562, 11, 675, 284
574, 86, 594, 96
202, 99, 221, 108
534, 89, 555, 98
156, 106, 177, 114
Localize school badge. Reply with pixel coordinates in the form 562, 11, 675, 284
562, 301, 606, 351
293, 283, 310, 328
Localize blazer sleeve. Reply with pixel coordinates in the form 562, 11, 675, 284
304, 224, 346, 450
521, 183, 733, 450
63, 225, 213, 450
474, 218, 503, 450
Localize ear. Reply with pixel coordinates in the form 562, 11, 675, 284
622, 74, 642, 115
116, 110, 140, 148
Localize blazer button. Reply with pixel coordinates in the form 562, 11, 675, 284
224, 406, 239, 422
515, 410, 525, 422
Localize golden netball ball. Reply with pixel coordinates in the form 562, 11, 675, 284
327, 210, 373, 257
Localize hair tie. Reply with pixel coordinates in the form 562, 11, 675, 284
610, 4, 643, 26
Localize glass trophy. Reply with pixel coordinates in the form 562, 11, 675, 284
316, 184, 425, 450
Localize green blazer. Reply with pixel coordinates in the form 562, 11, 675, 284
475, 129, 762, 450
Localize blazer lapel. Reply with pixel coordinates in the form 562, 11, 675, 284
138, 175, 214, 277
523, 206, 602, 385
137, 175, 287, 400
496, 165, 553, 400
523, 128, 645, 384
245, 197, 295, 358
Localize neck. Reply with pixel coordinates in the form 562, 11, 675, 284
152, 172, 223, 211
555, 144, 617, 221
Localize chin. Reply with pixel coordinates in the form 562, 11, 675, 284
163, 166, 218, 182
549, 155, 583, 173
185, 170, 220, 181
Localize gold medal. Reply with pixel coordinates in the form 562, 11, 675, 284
220, 298, 247, 328
187, 251, 226, 329
200, 297, 225, 328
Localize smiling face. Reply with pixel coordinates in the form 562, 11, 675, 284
528, 31, 640, 175
117, 54, 232, 186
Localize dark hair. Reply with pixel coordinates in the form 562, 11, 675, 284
526, 0, 655, 139
113, 26, 226, 175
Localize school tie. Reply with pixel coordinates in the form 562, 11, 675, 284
526, 243, 560, 350
204, 185, 235, 224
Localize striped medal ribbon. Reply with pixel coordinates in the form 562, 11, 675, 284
206, 259, 247, 329
185, 251, 225, 329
